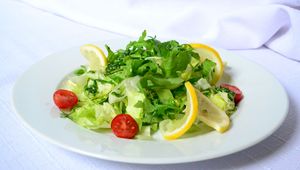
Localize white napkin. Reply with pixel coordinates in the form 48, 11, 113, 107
21, 0, 300, 61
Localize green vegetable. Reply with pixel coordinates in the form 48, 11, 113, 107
74, 65, 87, 76
159, 41, 194, 78
140, 75, 184, 90
105, 30, 203, 83
123, 77, 145, 121
84, 79, 98, 96
194, 78, 211, 90
156, 89, 174, 104
61, 30, 237, 139
108, 76, 145, 128
135, 126, 152, 140
201, 59, 216, 83
69, 102, 116, 129
201, 87, 236, 115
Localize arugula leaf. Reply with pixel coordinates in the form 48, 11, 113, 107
161, 51, 191, 77
158, 41, 195, 78
139, 30, 147, 41
156, 89, 174, 104
136, 62, 160, 75
140, 75, 184, 90
105, 31, 199, 82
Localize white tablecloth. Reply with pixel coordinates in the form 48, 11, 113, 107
21, 0, 300, 61
1, 0, 300, 169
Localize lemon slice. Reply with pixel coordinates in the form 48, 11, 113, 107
80, 44, 107, 71
160, 81, 198, 140
190, 43, 224, 85
195, 89, 230, 133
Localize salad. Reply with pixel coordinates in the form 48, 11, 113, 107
53, 31, 243, 140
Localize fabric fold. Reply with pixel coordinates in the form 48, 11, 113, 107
21, 0, 300, 61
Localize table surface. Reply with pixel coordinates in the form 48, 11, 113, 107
1, 1, 300, 170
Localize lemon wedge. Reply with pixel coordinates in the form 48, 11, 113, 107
80, 44, 107, 71
190, 43, 224, 85
195, 89, 230, 133
160, 81, 198, 140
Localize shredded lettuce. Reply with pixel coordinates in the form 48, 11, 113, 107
123, 76, 145, 127
201, 86, 236, 115
68, 102, 116, 129
194, 78, 211, 90
135, 126, 152, 140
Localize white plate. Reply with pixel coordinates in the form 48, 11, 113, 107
12, 38, 289, 164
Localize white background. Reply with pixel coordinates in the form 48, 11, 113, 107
1, 0, 300, 169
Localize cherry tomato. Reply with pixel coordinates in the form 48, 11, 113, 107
111, 114, 139, 139
221, 83, 243, 104
53, 89, 78, 109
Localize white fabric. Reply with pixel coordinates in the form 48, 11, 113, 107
1, 0, 300, 169
21, 0, 300, 61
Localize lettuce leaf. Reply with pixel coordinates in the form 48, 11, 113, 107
201, 86, 236, 115
108, 76, 145, 128
69, 102, 116, 129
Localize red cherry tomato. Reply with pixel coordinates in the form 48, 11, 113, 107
53, 89, 78, 109
221, 83, 243, 104
111, 114, 139, 139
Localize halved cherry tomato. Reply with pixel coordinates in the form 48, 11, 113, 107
53, 89, 78, 109
221, 83, 243, 104
111, 114, 139, 139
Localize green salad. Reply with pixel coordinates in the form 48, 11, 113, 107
53, 31, 243, 140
